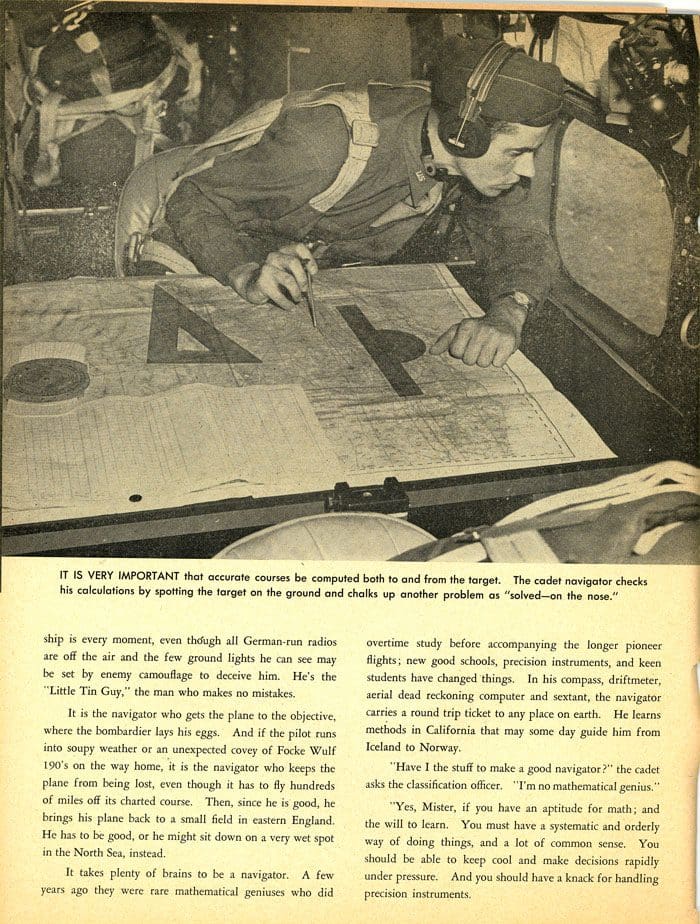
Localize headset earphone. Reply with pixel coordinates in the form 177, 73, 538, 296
437, 40, 523, 159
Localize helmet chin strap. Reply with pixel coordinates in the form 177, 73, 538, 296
420, 114, 450, 179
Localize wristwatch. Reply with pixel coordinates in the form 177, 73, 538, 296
501, 291, 536, 311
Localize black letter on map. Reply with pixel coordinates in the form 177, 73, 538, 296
337, 304, 424, 397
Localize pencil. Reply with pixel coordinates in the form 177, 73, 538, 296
305, 265, 318, 328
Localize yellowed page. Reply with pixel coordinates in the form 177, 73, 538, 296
4, 383, 343, 522
2, 557, 697, 923
3, 4, 696, 924
2, 267, 612, 524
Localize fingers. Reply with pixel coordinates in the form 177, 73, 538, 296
254, 264, 300, 311
249, 243, 318, 311
264, 257, 303, 302
429, 324, 459, 356
451, 321, 487, 366
491, 334, 516, 368
265, 249, 306, 297
430, 319, 518, 368
279, 242, 319, 276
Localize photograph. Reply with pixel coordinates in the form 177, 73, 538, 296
3, 2, 698, 561
2, 8, 699, 924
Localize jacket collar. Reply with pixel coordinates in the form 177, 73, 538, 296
400, 102, 439, 206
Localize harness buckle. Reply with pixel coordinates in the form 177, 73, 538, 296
350, 119, 379, 147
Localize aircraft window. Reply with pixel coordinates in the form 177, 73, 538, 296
554, 120, 673, 336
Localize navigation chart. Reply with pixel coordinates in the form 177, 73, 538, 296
3, 264, 613, 522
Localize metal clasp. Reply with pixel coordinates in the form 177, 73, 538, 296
325, 477, 409, 514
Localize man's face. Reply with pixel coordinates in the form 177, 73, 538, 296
450, 124, 551, 197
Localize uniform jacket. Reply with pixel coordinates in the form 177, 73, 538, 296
165, 83, 559, 307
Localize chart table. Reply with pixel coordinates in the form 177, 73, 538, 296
2, 264, 616, 553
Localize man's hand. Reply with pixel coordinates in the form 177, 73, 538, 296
228, 243, 318, 310
429, 297, 528, 368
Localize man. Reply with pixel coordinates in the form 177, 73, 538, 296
165, 36, 565, 368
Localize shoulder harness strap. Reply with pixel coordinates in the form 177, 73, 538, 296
295, 86, 379, 212
155, 81, 431, 226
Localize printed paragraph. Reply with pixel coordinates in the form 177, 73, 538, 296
40, 632, 338, 901
56, 567, 646, 604
362, 632, 665, 901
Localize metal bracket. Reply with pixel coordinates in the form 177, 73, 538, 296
499, 13, 526, 34
325, 477, 409, 514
